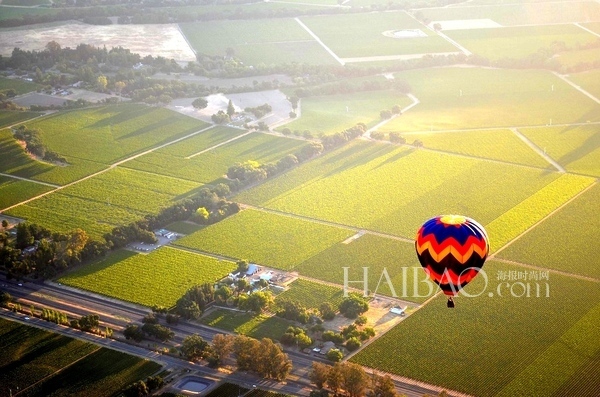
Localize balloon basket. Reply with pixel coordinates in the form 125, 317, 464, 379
447, 298, 455, 308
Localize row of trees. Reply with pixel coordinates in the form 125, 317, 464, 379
310, 362, 401, 397
13, 125, 67, 164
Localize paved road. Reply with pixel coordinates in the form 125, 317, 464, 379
0, 276, 449, 397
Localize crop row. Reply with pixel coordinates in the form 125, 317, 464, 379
351, 260, 600, 397
520, 125, 600, 177
275, 278, 345, 309
201, 309, 290, 340
236, 140, 562, 238
486, 173, 595, 253
0, 176, 54, 210
402, 129, 550, 168
59, 247, 236, 307
25, 104, 206, 165
498, 182, 600, 278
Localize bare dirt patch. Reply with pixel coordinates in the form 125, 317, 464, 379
0, 22, 196, 61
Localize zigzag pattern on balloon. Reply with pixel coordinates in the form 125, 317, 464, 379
415, 233, 488, 264
422, 265, 480, 286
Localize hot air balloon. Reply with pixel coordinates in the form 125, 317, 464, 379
415, 215, 489, 308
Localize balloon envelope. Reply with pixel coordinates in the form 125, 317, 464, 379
415, 215, 489, 296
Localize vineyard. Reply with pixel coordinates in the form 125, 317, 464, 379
0, 76, 41, 95
278, 90, 412, 136
24, 104, 207, 165
126, 131, 305, 184
0, 176, 53, 210
59, 247, 236, 307
275, 279, 344, 309
205, 383, 249, 397
486, 174, 594, 252
235, 141, 564, 239
0, 110, 40, 128
520, 125, 600, 177
296, 234, 431, 302
201, 309, 290, 340
0, 318, 160, 397
498, 182, 600, 278
569, 69, 600, 99
174, 209, 353, 270
378, 68, 599, 133
351, 260, 600, 397
445, 24, 598, 61
7, 167, 200, 239
401, 129, 551, 168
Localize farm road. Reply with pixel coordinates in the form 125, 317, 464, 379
364, 93, 420, 138
0, 172, 60, 188
294, 17, 345, 66
552, 72, 600, 105
510, 127, 566, 172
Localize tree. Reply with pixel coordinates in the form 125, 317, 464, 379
326, 349, 343, 362
1, 220, 8, 229
146, 376, 164, 391
227, 99, 235, 117
433, 23, 442, 31
326, 362, 344, 393
345, 337, 361, 352
79, 314, 99, 331
124, 324, 144, 342
181, 334, 209, 361
114, 81, 126, 94
123, 380, 149, 397
339, 294, 369, 319
341, 362, 368, 397
392, 104, 402, 114
309, 362, 331, 389
371, 374, 400, 397
97, 75, 108, 91
236, 259, 249, 273
192, 97, 208, 109
240, 290, 273, 313
380, 109, 392, 120
210, 334, 234, 366
0, 291, 11, 307
192, 207, 209, 223
214, 286, 233, 304
389, 132, 406, 144
413, 139, 424, 147
355, 315, 367, 326
320, 302, 336, 320
233, 335, 260, 370
288, 95, 299, 109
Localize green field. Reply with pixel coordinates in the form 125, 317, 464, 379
351, 260, 600, 397
174, 209, 353, 270
0, 175, 54, 210
59, 247, 236, 307
279, 90, 412, 136
180, 19, 337, 65
7, 167, 200, 239
447, 24, 598, 61
125, 131, 305, 184
296, 234, 434, 302
2, 0, 51, 5
0, 110, 40, 128
498, 182, 600, 279
0, 6, 57, 20
24, 104, 207, 165
519, 125, 600, 177
420, 1, 600, 25
0, 317, 160, 397
0, 76, 42, 95
485, 173, 594, 252
379, 68, 600, 132
275, 278, 344, 309
569, 69, 600, 102
299, 12, 455, 58
0, 127, 107, 185
201, 309, 290, 340
402, 129, 551, 168
235, 141, 564, 239
166, 220, 203, 235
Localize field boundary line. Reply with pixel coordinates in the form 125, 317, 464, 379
294, 17, 345, 66
399, 121, 600, 135
552, 72, 600, 105
510, 127, 566, 172
176, 23, 197, 58
574, 22, 600, 38
0, 172, 60, 187
185, 130, 253, 159
13, 345, 102, 397
490, 180, 597, 257
341, 52, 462, 63
403, 10, 472, 55
364, 93, 420, 138
492, 257, 599, 283
239, 203, 415, 243
0, 125, 216, 213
